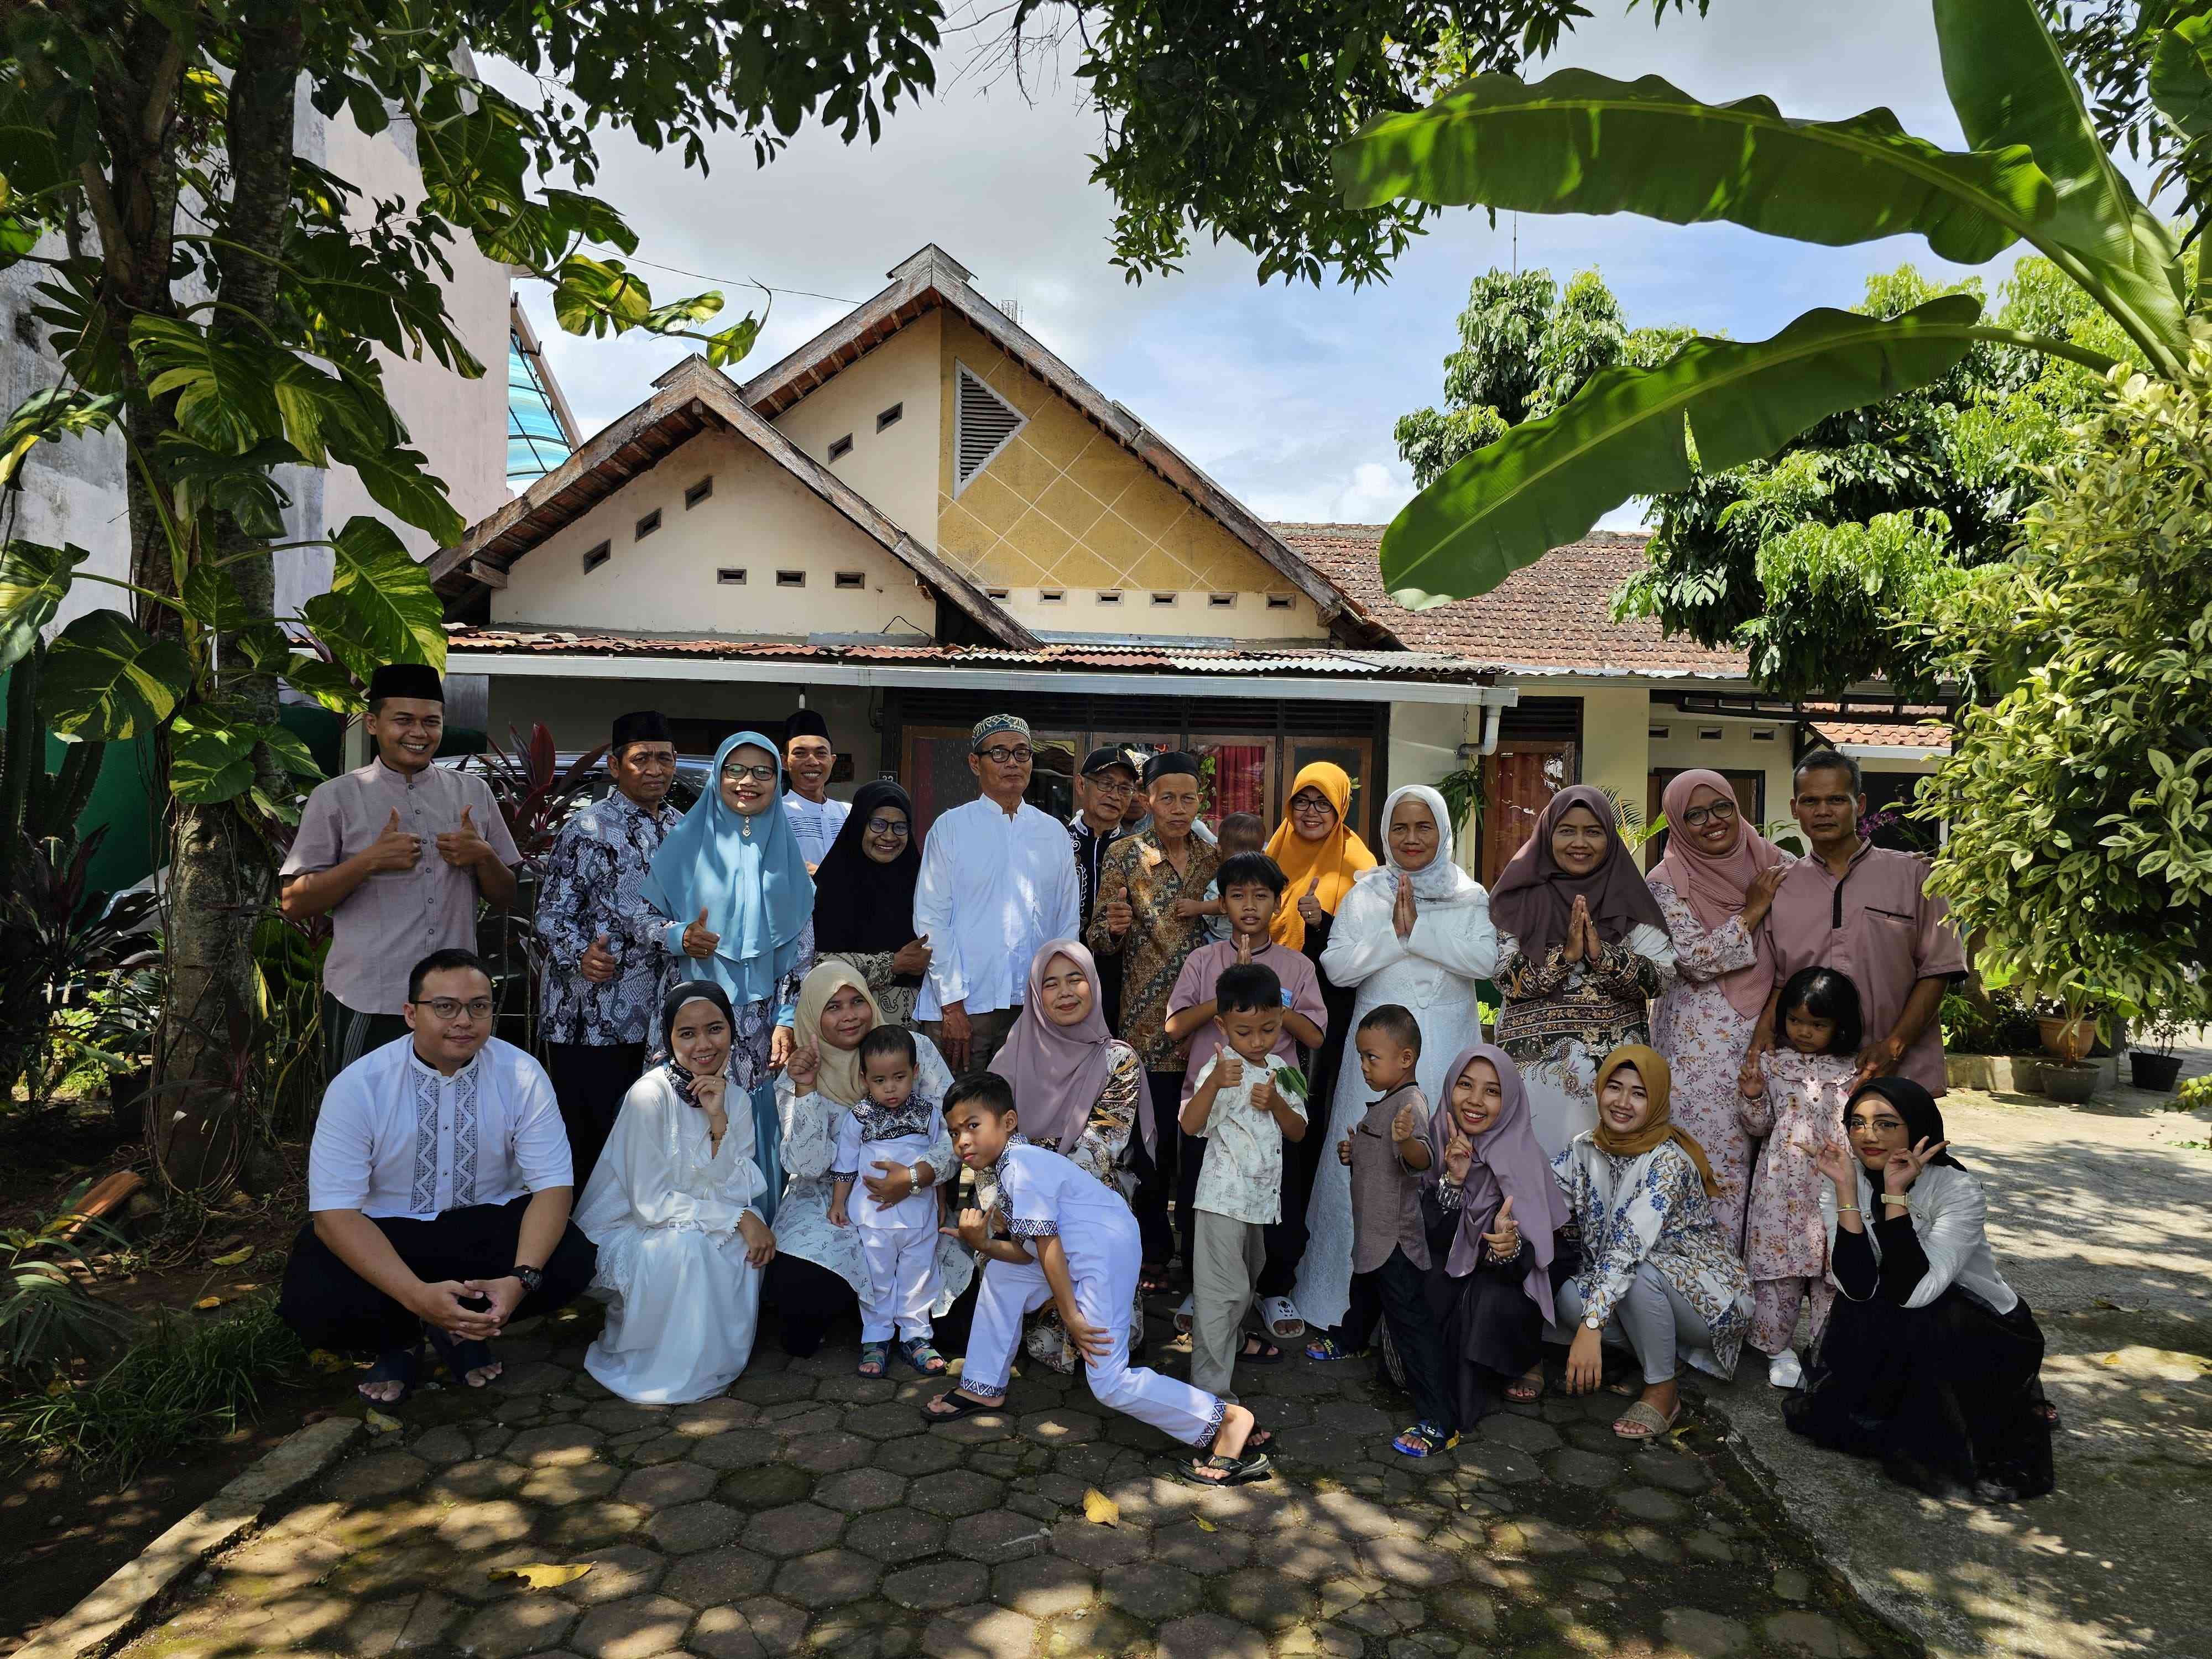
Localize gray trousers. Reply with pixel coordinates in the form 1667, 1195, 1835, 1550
1190, 1209, 1266, 1401
1555, 1262, 1714, 1385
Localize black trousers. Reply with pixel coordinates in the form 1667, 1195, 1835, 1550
278, 1194, 597, 1356
322, 996, 409, 1083
1343, 1246, 1457, 1434
544, 1040, 645, 1188
1129, 1071, 1188, 1267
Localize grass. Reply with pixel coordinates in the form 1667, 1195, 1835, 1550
0, 1294, 304, 1475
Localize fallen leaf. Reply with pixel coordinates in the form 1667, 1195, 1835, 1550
364, 1409, 403, 1434
1082, 1489, 1119, 1527
2098, 1352, 2123, 1367
209, 1248, 252, 1267
301, 1409, 336, 1426
192, 1296, 223, 1311
1193, 1517, 1217, 1533
306, 1349, 353, 1374
490, 1564, 594, 1591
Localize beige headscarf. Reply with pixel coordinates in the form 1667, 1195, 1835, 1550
794, 959, 883, 1108
1592, 1045, 1719, 1197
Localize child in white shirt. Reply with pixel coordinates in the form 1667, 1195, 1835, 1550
921, 1073, 1272, 1485
830, 1025, 943, 1377
1180, 962, 1308, 1399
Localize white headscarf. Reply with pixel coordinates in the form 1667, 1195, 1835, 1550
1359, 784, 1486, 905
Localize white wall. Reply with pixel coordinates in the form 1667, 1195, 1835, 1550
491, 427, 937, 637
1647, 713, 1796, 829
768, 312, 943, 550
1387, 699, 1479, 873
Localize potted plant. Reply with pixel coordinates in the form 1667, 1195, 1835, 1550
2036, 995, 2101, 1063
2127, 988, 2198, 1093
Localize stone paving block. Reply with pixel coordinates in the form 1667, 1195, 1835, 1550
1545, 1446, 1625, 1489
1448, 1441, 1542, 1485
1662, 1606, 1752, 1656
876, 1433, 963, 1477
1476, 1412, 1563, 1454
436, 1499, 535, 1552
1209, 1567, 1314, 1632
1772, 1567, 1812, 1603
520, 1462, 623, 1505
433, 1458, 530, 1502
843, 1401, 928, 1440
771, 1545, 883, 1605
616, 1463, 717, 1511
1158, 1611, 1270, 1657
1614, 1485, 1686, 1523
474, 1425, 517, 1458
1151, 1517, 1250, 1573
768, 1402, 843, 1436
489, 1359, 573, 1396
581, 1402, 666, 1435
1251, 1528, 1342, 1583
816, 1467, 910, 1514
919, 1603, 1038, 1659
539, 1501, 651, 1553
409, 1425, 476, 1466
1099, 1559, 1201, 1620
1039, 1605, 1149, 1656
1428, 1585, 1499, 1639
731, 1595, 808, 1651
660, 1544, 775, 1608
785, 1430, 870, 1474
641, 1499, 742, 1553
747, 1500, 846, 1558
1017, 1407, 1099, 1446
846, 1506, 950, 1564
728, 1369, 819, 1406
624, 1432, 691, 1467
393, 1586, 461, 1648
556, 1545, 668, 1606
945, 1507, 1053, 1563
686, 1605, 766, 1659
813, 1372, 900, 1405
1046, 1514, 1150, 1571
1624, 1522, 1684, 1564
1487, 1516, 1583, 1557
1687, 1529, 1735, 1564
568, 1593, 695, 1659
670, 1397, 757, 1434
717, 1465, 814, 1516
1359, 1533, 1462, 1591
1094, 1473, 1196, 1528
688, 1428, 778, 1472
1631, 1447, 1716, 1494
1277, 1622, 1364, 1657
882, 1557, 990, 1611
453, 1593, 578, 1657
927, 1409, 1017, 1445
990, 1554, 1096, 1618
1762, 1611, 1871, 1657
505, 1424, 606, 1468
909, 1468, 1006, 1519
1308, 1488, 1402, 1541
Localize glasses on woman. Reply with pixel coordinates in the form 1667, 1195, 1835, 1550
1679, 800, 1739, 828
978, 745, 1034, 765
721, 763, 778, 784
418, 997, 494, 1021
865, 816, 911, 837
1291, 795, 1334, 816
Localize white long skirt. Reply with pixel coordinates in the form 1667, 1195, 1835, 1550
585, 1223, 762, 1405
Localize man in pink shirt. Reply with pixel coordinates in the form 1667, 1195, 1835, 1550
1761, 750, 1965, 1094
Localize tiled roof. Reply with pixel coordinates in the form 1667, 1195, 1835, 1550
1270, 523, 1752, 679
442, 626, 1486, 680
1805, 709, 1954, 749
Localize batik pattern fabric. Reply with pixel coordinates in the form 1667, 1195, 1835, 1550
1086, 830, 1220, 1069
658, 924, 812, 1086
1495, 924, 1676, 1160
818, 950, 918, 1030
537, 792, 681, 1046
1554, 1135, 1752, 1380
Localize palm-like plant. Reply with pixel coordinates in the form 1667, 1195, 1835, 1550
1334, 0, 2206, 607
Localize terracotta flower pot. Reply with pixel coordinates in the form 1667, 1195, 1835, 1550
2038, 1015, 2100, 1062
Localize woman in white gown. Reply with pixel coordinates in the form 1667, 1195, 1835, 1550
576, 981, 778, 1404
1294, 785, 1500, 1336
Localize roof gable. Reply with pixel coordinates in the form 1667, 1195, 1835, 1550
425, 354, 1037, 649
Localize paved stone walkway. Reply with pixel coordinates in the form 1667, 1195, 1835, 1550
117, 1308, 1903, 1659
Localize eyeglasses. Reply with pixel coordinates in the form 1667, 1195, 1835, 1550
1679, 801, 1739, 828
977, 745, 1034, 765
721, 763, 778, 783
1291, 797, 1335, 816
865, 817, 911, 837
418, 997, 494, 1020
1086, 776, 1136, 796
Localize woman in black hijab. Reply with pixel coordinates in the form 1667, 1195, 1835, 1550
810, 781, 932, 1027
1785, 1077, 2054, 1500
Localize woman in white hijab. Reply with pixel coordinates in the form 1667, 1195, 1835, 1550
1294, 785, 1500, 1338
575, 981, 776, 1404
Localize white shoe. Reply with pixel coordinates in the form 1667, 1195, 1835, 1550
1767, 1350, 1803, 1390
1175, 1293, 1194, 1334
1259, 1296, 1307, 1340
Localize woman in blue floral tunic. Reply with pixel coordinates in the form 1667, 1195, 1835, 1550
1553, 1044, 1752, 1441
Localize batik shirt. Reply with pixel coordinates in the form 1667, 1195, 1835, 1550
535, 790, 682, 1046
1086, 830, 1220, 1070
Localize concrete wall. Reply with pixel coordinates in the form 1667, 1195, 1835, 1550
490, 427, 936, 637
1575, 685, 1651, 827
1647, 713, 1796, 831
769, 312, 944, 551
1387, 699, 1481, 874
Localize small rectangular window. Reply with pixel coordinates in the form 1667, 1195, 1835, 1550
834, 571, 865, 591
1698, 727, 1724, 741
1095, 591, 1123, 606
717, 567, 746, 585
827, 434, 854, 462
1265, 593, 1295, 610
1648, 726, 1670, 740
1207, 593, 1236, 609
985, 587, 1010, 601
1150, 593, 1176, 607
877, 403, 904, 432
685, 477, 713, 509
582, 541, 611, 575
1038, 588, 1066, 604
635, 508, 661, 540
1751, 728, 1777, 742
777, 570, 806, 588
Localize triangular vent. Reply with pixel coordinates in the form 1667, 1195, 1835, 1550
954, 362, 1027, 495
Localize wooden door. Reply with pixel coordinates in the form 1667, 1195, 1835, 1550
1481, 742, 1576, 885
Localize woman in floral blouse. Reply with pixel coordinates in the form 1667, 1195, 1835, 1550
1553, 1045, 1752, 1440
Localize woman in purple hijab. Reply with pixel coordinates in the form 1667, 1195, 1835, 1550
1422, 1042, 1575, 1424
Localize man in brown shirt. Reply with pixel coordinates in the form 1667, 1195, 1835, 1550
1088, 752, 1219, 1276
281, 664, 520, 1074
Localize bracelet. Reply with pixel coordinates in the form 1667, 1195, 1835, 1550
1835, 1205, 1860, 1214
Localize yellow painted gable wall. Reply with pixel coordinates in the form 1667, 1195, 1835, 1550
931, 314, 1324, 639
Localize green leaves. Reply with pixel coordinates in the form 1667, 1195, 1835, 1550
40, 611, 193, 740
328, 517, 446, 667
1378, 298, 1985, 608
1335, 69, 2058, 267
553, 255, 653, 337
0, 389, 119, 489
0, 541, 90, 674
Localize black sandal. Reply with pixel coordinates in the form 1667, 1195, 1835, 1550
1191, 1448, 1272, 1486
921, 1388, 1001, 1422
1238, 1336, 1284, 1365
357, 1345, 420, 1406
424, 1326, 499, 1388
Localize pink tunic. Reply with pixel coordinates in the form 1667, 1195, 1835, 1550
1766, 844, 1965, 1095
1648, 878, 1768, 1249
1739, 1050, 1856, 1282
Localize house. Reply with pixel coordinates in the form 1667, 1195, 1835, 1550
426, 244, 1949, 859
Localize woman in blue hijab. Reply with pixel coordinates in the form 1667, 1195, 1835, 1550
641, 732, 815, 1217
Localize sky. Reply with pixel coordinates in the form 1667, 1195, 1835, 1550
497, 0, 2036, 533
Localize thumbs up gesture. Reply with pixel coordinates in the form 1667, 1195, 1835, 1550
436, 804, 490, 868
1296, 872, 1326, 928
682, 905, 721, 960
1481, 1194, 1521, 1260
1102, 883, 1135, 938
580, 931, 619, 983
368, 807, 422, 872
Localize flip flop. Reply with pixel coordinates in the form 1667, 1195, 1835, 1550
357, 1345, 420, 1406
1139, 1265, 1173, 1295
422, 1326, 498, 1388
1505, 1369, 1546, 1403
921, 1389, 1001, 1422
899, 1338, 948, 1375
1613, 1400, 1680, 1441
1190, 1448, 1272, 1486
1237, 1337, 1284, 1366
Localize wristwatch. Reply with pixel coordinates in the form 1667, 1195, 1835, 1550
1583, 1315, 1604, 1332
509, 1264, 544, 1293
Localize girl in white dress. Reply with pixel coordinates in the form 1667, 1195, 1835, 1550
575, 982, 778, 1404
1294, 785, 1499, 1335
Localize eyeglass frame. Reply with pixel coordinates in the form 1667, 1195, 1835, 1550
864, 816, 912, 838
413, 996, 495, 1021
975, 744, 1034, 765
1679, 799, 1740, 828
720, 762, 779, 784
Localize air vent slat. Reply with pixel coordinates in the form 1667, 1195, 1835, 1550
953, 363, 1028, 494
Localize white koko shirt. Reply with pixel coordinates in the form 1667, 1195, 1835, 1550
912, 795, 1081, 1021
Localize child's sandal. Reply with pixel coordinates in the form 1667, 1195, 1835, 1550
899, 1338, 948, 1375
857, 1341, 890, 1379
1303, 1336, 1370, 1363
1391, 1422, 1460, 1458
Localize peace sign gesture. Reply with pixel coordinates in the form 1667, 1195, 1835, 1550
1882, 1136, 1948, 1198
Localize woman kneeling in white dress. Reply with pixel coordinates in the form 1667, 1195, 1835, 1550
576, 980, 778, 1403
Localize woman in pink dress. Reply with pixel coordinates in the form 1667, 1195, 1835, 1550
1646, 769, 1790, 1251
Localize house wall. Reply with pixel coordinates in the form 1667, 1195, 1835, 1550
1387, 699, 1481, 874
490, 428, 935, 637
768, 312, 944, 550
1577, 686, 1651, 825
1647, 714, 1796, 830
930, 313, 1325, 640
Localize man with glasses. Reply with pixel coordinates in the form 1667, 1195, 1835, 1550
282, 663, 520, 1078
912, 714, 1081, 1071
279, 949, 595, 1405
535, 710, 685, 1177
781, 708, 848, 871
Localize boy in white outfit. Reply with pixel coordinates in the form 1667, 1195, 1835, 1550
1180, 962, 1308, 1397
921, 1073, 1272, 1486
830, 1026, 944, 1378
